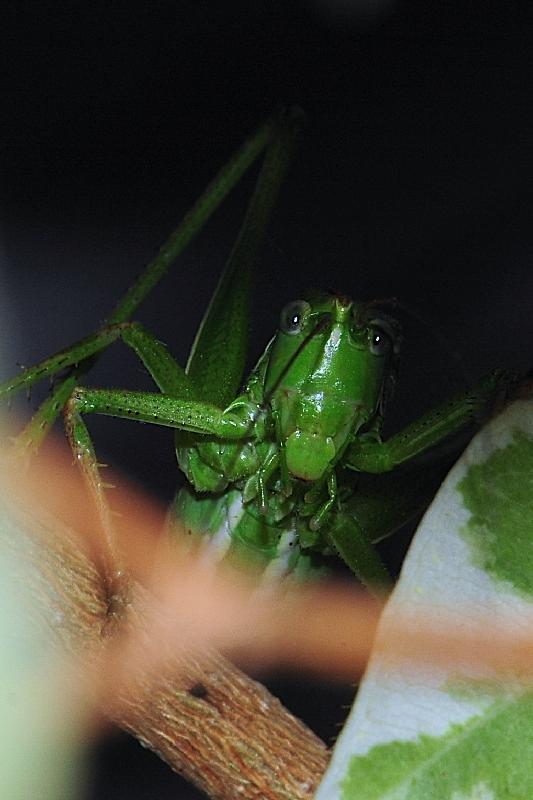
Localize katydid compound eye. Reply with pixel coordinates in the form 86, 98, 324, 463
279, 300, 311, 335
369, 326, 392, 356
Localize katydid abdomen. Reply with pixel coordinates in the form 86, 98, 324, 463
172, 483, 329, 582
174, 420, 334, 581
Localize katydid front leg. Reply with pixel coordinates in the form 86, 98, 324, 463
65, 386, 255, 607
67, 388, 254, 438
346, 370, 514, 473
326, 461, 451, 593
303, 471, 338, 532
40, 320, 229, 611
3, 316, 244, 605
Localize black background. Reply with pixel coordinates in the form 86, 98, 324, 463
3, 2, 533, 798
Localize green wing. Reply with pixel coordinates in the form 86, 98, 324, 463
186, 108, 303, 408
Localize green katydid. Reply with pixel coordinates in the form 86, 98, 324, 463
0, 109, 514, 598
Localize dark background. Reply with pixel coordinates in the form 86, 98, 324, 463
3, 2, 533, 798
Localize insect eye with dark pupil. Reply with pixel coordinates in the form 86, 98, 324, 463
369, 327, 391, 356
279, 300, 311, 335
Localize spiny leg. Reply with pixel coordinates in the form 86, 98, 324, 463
69, 387, 254, 437
327, 460, 451, 593
315, 370, 514, 590
0, 322, 191, 401
46, 323, 192, 612
11, 319, 214, 610
345, 369, 515, 473
242, 446, 280, 509
67, 112, 300, 606
58, 317, 254, 601
0, 321, 195, 454
64, 386, 253, 610
9, 111, 303, 605
16, 369, 86, 455
309, 472, 337, 532
8, 110, 294, 451
7, 109, 302, 599
186, 107, 303, 408
326, 510, 392, 594
64, 404, 127, 616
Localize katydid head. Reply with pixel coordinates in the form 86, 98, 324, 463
263, 292, 400, 482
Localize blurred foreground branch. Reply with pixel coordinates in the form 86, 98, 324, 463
0, 496, 329, 800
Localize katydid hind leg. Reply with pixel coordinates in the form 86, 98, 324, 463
7, 112, 286, 452
186, 108, 304, 409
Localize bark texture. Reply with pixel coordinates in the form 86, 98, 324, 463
0, 498, 329, 800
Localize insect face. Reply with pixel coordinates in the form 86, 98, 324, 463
264, 293, 399, 481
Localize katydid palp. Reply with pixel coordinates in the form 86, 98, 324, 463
0, 109, 515, 600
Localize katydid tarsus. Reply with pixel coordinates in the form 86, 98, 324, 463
0, 109, 515, 603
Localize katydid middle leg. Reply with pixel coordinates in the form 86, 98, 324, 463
0, 322, 195, 402
345, 370, 514, 473
327, 459, 455, 593
0, 320, 196, 461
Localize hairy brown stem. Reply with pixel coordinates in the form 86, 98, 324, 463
0, 496, 329, 800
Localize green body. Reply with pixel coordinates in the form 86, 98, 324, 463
173, 292, 400, 581
0, 110, 514, 594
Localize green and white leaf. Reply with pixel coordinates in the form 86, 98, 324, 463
316, 399, 533, 800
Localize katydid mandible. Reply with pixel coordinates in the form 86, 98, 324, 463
0, 109, 514, 598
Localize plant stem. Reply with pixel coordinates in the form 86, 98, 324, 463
0, 496, 329, 800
